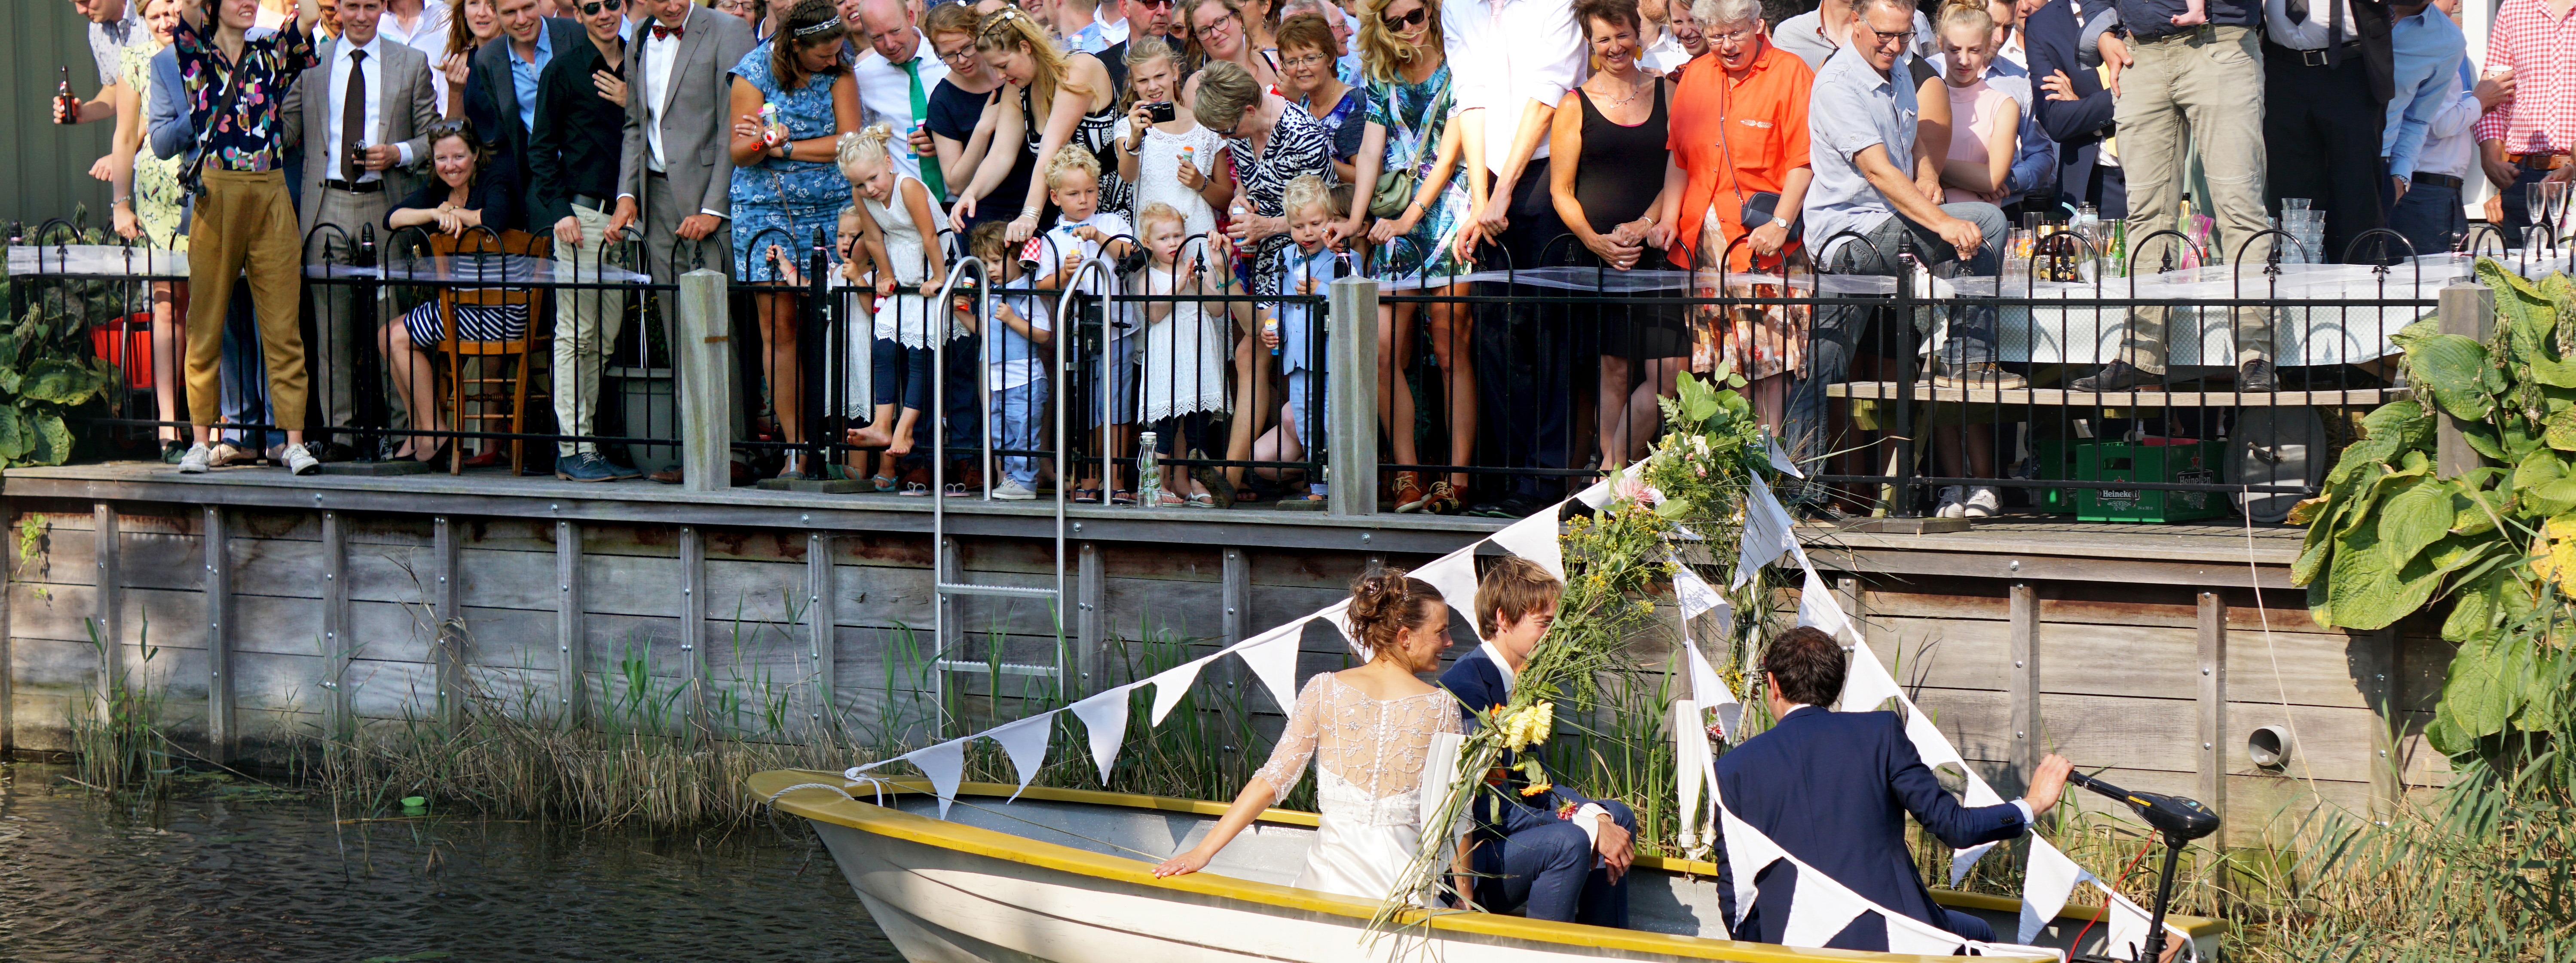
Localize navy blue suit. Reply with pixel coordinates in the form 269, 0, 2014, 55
2025, 0, 2126, 219
1441, 646, 1636, 926
1715, 706, 2027, 950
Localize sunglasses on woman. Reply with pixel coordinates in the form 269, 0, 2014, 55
581, 0, 623, 15
1380, 7, 1425, 30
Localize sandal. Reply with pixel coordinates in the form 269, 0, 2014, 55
946, 483, 971, 497
899, 482, 930, 497
1074, 486, 1103, 504
1159, 490, 1190, 507
1392, 471, 1428, 513
870, 474, 899, 492
1186, 492, 1218, 508
1111, 489, 1138, 506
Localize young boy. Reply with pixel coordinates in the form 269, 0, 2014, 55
1026, 145, 1141, 502
1253, 175, 1341, 506
967, 222, 1055, 500
1438, 555, 1637, 928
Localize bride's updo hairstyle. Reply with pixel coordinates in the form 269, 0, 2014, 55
1347, 569, 1446, 659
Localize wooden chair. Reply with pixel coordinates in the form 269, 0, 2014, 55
426, 230, 551, 475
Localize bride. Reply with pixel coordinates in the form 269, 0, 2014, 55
1151, 570, 1463, 901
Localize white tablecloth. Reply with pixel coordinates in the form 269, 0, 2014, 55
7, 244, 652, 286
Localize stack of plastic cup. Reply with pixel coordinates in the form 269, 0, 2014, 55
2279, 199, 2325, 264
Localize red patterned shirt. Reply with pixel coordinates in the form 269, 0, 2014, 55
2473, 0, 2576, 154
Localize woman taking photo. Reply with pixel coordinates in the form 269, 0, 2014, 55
728, 0, 861, 480
1181, 0, 1279, 90
952, 6, 1131, 243
1344, 0, 1471, 513
381, 121, 523, 464
921, 1, 1024, 227
1152, 570, 1462, 899
442, 0, 502, 120
1548, 0, 1684, 469
1277, 12, 1365, 183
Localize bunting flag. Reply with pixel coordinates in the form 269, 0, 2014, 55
2099, 880, 2154, 960
1671, 553, 1727, 622
1491, 507, 1566, 579
1319, 599, 1361, 657
1236, 617, 1310, 712
1068, 686, 1134, 786
1149, 655, 1220, 725
1410, 547, 1485, 640
1796, 559, 1856, 646
1734, 474, 1799, 589
988, 713, 1057, 801
1768, 436, 1804, 478
909, 737, 969, 820
1574, 476, 1615, 509
2019, 835, 2095, 942
1672, 698, 1716, 850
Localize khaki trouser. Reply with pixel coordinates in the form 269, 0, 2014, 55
2112, 25, 2276, 375
553, 202, 632, 457
187, 170, 307, 431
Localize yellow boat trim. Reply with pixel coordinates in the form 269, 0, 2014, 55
752, 770, 2223, 960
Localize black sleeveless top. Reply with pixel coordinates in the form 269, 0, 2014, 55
1573, 81, 1670, 236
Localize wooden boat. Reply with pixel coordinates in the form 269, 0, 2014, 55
750, 771, 2224, 963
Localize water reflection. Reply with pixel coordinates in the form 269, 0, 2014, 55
0, 763, 902, 962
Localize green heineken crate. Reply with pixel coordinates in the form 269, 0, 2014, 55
2030, 439, 2081, 514
2074, 438, 2230, 523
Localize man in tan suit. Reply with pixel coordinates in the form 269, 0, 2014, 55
285, 0, 439, 455
605, 0, 754, 285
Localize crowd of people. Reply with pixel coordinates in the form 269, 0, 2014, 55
49, 0, 2576, 517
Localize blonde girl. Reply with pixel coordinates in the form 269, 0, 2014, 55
834, 125, 957, 488
951, 7, 1132, 245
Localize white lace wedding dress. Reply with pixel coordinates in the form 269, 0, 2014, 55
1249, 673, 1464, 902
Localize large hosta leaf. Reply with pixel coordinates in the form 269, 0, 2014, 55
17, 358, 107, 406
2322, 521, 2446, 630
2434, 631, 2529, 742
2406, 333, 2495, 420
24, 411, 71, 467
2377, 478, 2454, 568
0, 406, 24, 461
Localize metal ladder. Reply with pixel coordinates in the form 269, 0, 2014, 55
926, 257, 1097, 735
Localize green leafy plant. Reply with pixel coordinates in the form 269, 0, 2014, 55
0, 207, 131, 467
2293, 259, 2570, 755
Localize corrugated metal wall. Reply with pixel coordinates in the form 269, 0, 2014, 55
1, 2, 119, 232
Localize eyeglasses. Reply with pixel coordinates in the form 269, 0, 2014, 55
1134, 0, 1175, 8
936, 43, 979, 63
1280, 52, 1329, 69
580, 0, 622, 14
1379, 6, 1425, 29
1195, 11, 1236, 32
1707, 24, 1756, 45
1857, 24, 1914, 49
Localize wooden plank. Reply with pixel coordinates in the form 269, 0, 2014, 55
559, 520, 587, 728
206, 506, 236, 760
679, 525, 708, 742
2007, 583, 2038, 793
807, 532, 835, 737
321, 511, 350, 740
2198, 590, 2227, 819
1, 496, 12, 753
433, 516, 462, 729
2356, 627, 2399, 820
1079, 541, 1103, 695
92, 502, 119, 709
2436, 283, 2496, 477
1826, 382, 2401, 408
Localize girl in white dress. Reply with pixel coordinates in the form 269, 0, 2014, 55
1112, 37, 1224, 239
1135, 203, 1240, 506
1153, 571, 1465, 903
836, 125, 955, 484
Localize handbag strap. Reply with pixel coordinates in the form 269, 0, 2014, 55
1388, 67, 1450, 172
181, 47, 257, 192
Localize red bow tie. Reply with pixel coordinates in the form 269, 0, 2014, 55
652, 23, 685, 40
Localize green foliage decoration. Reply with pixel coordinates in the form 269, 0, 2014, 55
0, 208, 129, 468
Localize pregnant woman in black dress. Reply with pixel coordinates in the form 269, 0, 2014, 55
1548, 0, 1685, 468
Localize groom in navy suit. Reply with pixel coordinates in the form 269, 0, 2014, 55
1716, 626, 2073, 949
1441, 558, 1638, 927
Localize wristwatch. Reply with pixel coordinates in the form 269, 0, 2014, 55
1770, 216, 1792, 230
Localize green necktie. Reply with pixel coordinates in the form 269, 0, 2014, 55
902, 58, 946, 200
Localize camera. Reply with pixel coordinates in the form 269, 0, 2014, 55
1145, 101, 1177, 124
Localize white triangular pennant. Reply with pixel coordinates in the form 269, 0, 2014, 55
1319, 599, 1362, 657
908, 738, 968, 820
1903, 704, 1964, 769
2099, 880, 2152, 961
1411, 547, 1484, 639
1881, 911, 1971, 955
1777, 875, 1874, 948
987, 713, 1056, 801
2018, 836, 2094, 943
1491, 508, 1565, 579
1068, 686, 1133, 785
1235, 617, 1309, 712
1674, 698, 1709, 850
1574, 477, 1614, 508
1149, 655, 1219, 725
1671, 554, 1727, 621
1769, 436, 1805, 478
1797, 559, 1856, 644
1835, 639, 1904, 714
1734, 474, 1798, 588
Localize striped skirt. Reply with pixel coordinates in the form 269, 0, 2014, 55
401, 300, 531, 347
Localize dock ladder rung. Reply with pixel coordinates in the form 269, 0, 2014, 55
934, 660, 1063, 678
936, 581, 1061, 600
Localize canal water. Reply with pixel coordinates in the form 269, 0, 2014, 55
0, 762, 905, 962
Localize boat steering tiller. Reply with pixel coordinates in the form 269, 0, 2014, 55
2067, 770, 2220, 963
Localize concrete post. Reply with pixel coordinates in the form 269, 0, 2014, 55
1328, 277, 1380, 517
676, 269, 733, 493
2435, 282, 2495, 479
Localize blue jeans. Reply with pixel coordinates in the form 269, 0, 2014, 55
2386, 178, 2466, 258
220, 286, 273, 448
1470, 798, 1635, 926
2498, 165, 2558, 249
1786, 203, 2009, 460
1287, 367, 1325, 496
990, 379, 1046, 486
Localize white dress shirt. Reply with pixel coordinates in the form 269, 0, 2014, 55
2263, 0, 2359, 49
851, 33, 951, 181
1441, 0, 1585, 176
1478, 639, 1615, 844
1095, 6, 1131, 44
377, 0, 455, 112
326, 35, 415, 184
641, 26, 682, 173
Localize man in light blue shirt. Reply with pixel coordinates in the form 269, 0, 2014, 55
2382, 0, 2466, 257
1794, 0, 2016, 490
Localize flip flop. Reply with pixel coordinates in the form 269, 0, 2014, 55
899, 482, 930, 497
870, 474, 899, 492
1111, 489, 1138, 506
1074, 487, 1103, 504
1187, 493, 1218, 508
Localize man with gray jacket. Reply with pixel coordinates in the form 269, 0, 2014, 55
605, 0, 754, 286
285, 0, 440, 454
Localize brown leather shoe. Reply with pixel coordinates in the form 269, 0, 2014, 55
646, 462, 756, 486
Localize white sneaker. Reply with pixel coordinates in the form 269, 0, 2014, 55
1964, 485, 2001, 518
1935, 486, 1967, 519
280, 443, 321, 476
992, 479, 1036, 501
177, 443, 212, 474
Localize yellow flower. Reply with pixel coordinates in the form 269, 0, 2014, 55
1520, 781, 1554, 796
1499, 701, 1557, 751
